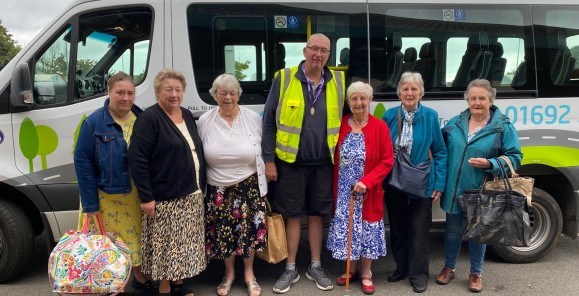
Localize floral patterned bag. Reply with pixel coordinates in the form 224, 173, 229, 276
48, 214, 132, 295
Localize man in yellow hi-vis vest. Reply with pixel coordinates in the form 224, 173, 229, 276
262, 33, 346, 294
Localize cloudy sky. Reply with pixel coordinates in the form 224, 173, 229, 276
1, 0, 72, 46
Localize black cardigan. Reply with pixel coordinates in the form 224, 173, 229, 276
128, 104, 206, 203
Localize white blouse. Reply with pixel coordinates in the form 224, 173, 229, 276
197, 106, 267, 196
203, 115, 256, 187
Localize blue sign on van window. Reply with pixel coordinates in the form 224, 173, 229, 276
455, 9, 466, 21
288, 16, 299, 28
0, 130, 4, 144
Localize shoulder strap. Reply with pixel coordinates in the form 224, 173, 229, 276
498, 155, 518, 177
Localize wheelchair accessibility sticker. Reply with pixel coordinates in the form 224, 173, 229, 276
0, 129, 4, 144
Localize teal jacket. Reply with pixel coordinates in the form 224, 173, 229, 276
383, 103, 448, 198
440, 105, 523, 214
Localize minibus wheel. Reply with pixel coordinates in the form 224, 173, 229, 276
490, 188, 563, 263
0, 199, 34, 283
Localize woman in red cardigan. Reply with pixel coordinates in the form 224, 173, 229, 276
327, 81, 394, 295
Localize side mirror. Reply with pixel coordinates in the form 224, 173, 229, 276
10, 63, 33, 110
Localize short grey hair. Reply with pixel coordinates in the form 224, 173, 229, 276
307, 33, 330, 46
397, 72, 424, 98
209, 73, 243, 98
347, 81, 373, 100
464, 79, 496, 103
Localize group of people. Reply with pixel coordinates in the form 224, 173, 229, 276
73, 32, 522, 296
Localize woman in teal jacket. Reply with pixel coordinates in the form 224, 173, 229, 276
436, 79, 522, 293
382, 72, 447, 293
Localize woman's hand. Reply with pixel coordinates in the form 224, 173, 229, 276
468, 157, 492, 169
353, 181, 367, 194
265, 162, 278, 182
431, 190, 442, 203
141, 201, 156, 217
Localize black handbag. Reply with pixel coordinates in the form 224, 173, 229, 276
457, 160, 531, 247
385, 108, 431, 197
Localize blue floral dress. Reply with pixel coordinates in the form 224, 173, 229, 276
327, 131, 387, 260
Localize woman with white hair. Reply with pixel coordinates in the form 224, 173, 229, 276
382, 71, 448, 293
327, 81, 394, 295
198, 73, 267, 296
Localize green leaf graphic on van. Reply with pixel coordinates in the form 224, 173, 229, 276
373, 103, 386, 120
19, 117, 59, 173
19, 118, 39, 173
36, 125, 58, 170
72, 114, 87, 155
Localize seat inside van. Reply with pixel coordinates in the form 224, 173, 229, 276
550, 31, 575, 85
452, 32, 493, 87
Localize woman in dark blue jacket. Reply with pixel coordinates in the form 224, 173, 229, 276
74, 72, 157, 293
436, 79, 522, 293
382, 72, 448, 293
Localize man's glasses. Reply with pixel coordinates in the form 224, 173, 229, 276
306, 46, 330, 55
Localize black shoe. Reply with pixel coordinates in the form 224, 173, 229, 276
132, 277, 159, 294
411, 282, 427, 293
387, 270, 408, 282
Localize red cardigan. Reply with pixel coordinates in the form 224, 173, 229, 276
332, 115, 394, 222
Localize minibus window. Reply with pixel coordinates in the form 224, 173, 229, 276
74, 9, 152, 101
33, 27, 71, 106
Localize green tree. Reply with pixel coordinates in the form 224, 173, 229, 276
77, 59, 97, 76
235, 60, 251, 81
0, 19, 22, 71
36, 43, 68, 77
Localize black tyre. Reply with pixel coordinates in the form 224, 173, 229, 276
490, 188, 563, 263
0, 200, 35, 283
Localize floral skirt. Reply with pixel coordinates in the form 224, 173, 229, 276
141, 192, 207, 280
205, 173, 267, 259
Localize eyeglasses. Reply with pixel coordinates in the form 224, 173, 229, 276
349, 96, 370, 102
306, 46, 330, 55
217, 90, 238, 97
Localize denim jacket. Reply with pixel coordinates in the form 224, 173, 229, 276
74, 98, 142, 212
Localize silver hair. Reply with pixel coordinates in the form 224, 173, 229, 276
347, 81, 373, 100
307, 33, 330, 46
464, 79, 496, 103
397, 72, 424, 98
209, 73, 243, 98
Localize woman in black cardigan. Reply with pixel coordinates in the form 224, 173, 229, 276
128, 69, 206, 296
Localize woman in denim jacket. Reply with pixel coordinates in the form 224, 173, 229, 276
74, 72, 157, 294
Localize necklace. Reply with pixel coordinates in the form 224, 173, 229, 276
351, 117, 369, 125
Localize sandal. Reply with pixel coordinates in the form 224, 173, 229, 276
217, 277, 235, 296
361, 276, 375, 295
170, 283, 194, 296
245, 278, 261, 296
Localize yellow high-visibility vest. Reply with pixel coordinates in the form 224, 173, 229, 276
274, 67, 345, 163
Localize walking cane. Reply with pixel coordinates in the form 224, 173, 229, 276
345, 190, 355, 295
345, 190, 367, 295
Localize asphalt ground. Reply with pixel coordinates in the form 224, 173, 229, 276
1, 230, 579, 296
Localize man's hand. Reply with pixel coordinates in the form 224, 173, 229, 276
265, 162, 278, 182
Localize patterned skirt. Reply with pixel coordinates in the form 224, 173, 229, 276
141, 191, 207, 281
205, 173, 267, 259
